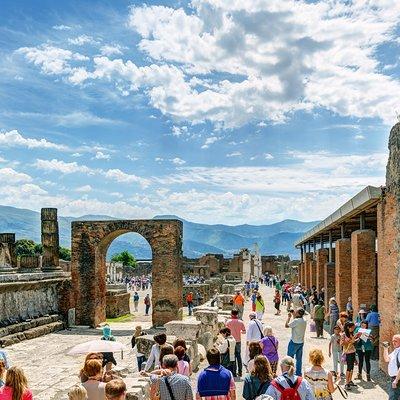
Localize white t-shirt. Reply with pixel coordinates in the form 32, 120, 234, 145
388, 348, 400, 377
246, 319, 264, 342
289, 318, 307, 344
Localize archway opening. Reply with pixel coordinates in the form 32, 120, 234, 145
104, 232, 153, 321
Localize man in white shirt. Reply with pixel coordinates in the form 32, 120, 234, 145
246, 312, 264, 343
217, 327, 236, 376
285, 308, 307, 376
383, 334, 400, 400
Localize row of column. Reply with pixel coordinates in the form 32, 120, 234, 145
298, 229, 376, 312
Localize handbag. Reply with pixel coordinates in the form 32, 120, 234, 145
150, 379, 161, 400
309, 321, 316, 333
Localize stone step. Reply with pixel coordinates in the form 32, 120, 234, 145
0, 320, 65, 347
0, 314, 62, 338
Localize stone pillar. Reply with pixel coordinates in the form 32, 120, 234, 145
19, 255, 40, 272
324, 262, 335, 306
0, 233, 16, 273
351, 229, 376, 314
41, 208, 61, 271
316, 248, 328, 291
335, 238, 352, 311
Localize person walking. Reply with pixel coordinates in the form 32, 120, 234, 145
341, 321, 359, 390
265, 356, 315, 400
304, 349, 335, 400
233, 290, 245, 319
196, 348, 236, 400
383, 334, 400, 400
355, 320, 373, 381
312, 300, 326, 339
285, 308, 307, 376
243, 355, 273, 400
328, 326, 344, 379
274, 290, 281, 316
133, 292, 139, 312
226, 309, 246, 377
251, 290, 257, 312
217, 328, 237, 376
260, 326, 279, 376
255, 293, 265, 321
326, 298, 339, 334
144, 294, 151, 316
144, 333, 167, 372
81, 359, 106, 400
365, 304, 381, 360
101, 325, 117, 372
148, 354, 193, 400
247, 313, 264, 343
186, 292, 194, 316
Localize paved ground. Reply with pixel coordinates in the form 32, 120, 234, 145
3, 284, 392, 399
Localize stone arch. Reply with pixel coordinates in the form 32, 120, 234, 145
71, 219, 183, 327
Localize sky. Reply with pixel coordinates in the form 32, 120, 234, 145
0, 0, 399, 225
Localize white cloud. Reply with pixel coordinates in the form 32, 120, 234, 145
17, 44, 88, 76
75, 185, 92, 193
94, 151, 111, 160
68, 35, 97, 46
171, 157, 186, 165
355, 134, 366, 140
100, 44, 124, 56
0, 130, 68, 151
201, 136, 219, 149
0, 167, 32, 183
34, 159, 92, 174
171, 125, 188, 137
264, 153, 274, 160
52, 25, 72, 31
103, 168, 150, 188
226, 151, 241, 157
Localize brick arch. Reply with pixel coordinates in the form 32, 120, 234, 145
71, 219, 183, 327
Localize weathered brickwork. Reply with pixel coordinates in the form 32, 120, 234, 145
305, 252, 313, 289
351, 229, 376, 314
335, 239, 352, 311
316, 249, 328, 291
323, 262, 335, 305
71, 219, 183, 327
41, 208, 61, 271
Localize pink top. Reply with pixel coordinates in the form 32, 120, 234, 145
0, 386, 33, 400
226, 318, 246, 342
177, 359, 190, 376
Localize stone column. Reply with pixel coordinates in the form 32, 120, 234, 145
316, 248, 328, 291
335, 238, 352, 311
0, 233, 16, 273
351, 229, 376, 314
304, 252, 313, 289
324, 262, 335, 306
41, 208, 61, 271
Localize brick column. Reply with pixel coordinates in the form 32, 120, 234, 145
324, 262, 335, 306
316, 248, 328, 291
305, 253, 313, 289
351, 229, 376, 314
335, 238, 352, 311
309, 258, 316, 289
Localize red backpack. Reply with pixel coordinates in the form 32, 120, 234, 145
271, 376, 302, 400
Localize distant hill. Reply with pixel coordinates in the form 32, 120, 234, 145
0, 205, 318, 259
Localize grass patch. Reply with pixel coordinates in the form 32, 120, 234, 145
106, 314, 135, 323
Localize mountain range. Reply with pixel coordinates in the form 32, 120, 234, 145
0, 205, 318, 259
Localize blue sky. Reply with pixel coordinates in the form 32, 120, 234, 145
0, 0, 399, 224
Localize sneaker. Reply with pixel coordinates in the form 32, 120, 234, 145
366, 374, 371, 381
357, 373, 362, 380
345, 384, 352, 390
349, 381, 357, 387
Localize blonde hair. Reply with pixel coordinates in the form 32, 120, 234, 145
0, 360, 5, 381
309, 349, 324, 366
68, 385, 88, 400
263, 326, 273, 336
5, 366, 29, 400
280, 356, 295, 376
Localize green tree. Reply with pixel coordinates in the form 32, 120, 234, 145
111, 251, 137, 268
59, 246, 71, 261
15, 239, 42, 257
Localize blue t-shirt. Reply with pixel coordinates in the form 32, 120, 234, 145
366, 311, 380, 327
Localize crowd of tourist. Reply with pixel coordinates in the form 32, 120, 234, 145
2, 274, 400, 400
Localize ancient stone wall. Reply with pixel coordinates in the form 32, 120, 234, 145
71, 219, 183, 327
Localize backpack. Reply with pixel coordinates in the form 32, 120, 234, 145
271, 376, 302, 400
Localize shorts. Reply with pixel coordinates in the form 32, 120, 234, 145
346, 352, 356, 371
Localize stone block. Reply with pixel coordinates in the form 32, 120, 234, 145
222, 284, 235, 294
106, 291, 130, 318
164, 320, 201, 340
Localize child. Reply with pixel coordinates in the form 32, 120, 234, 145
329, 325, 344, 379
274, 289, 281, 315
174, 346, 190, 376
